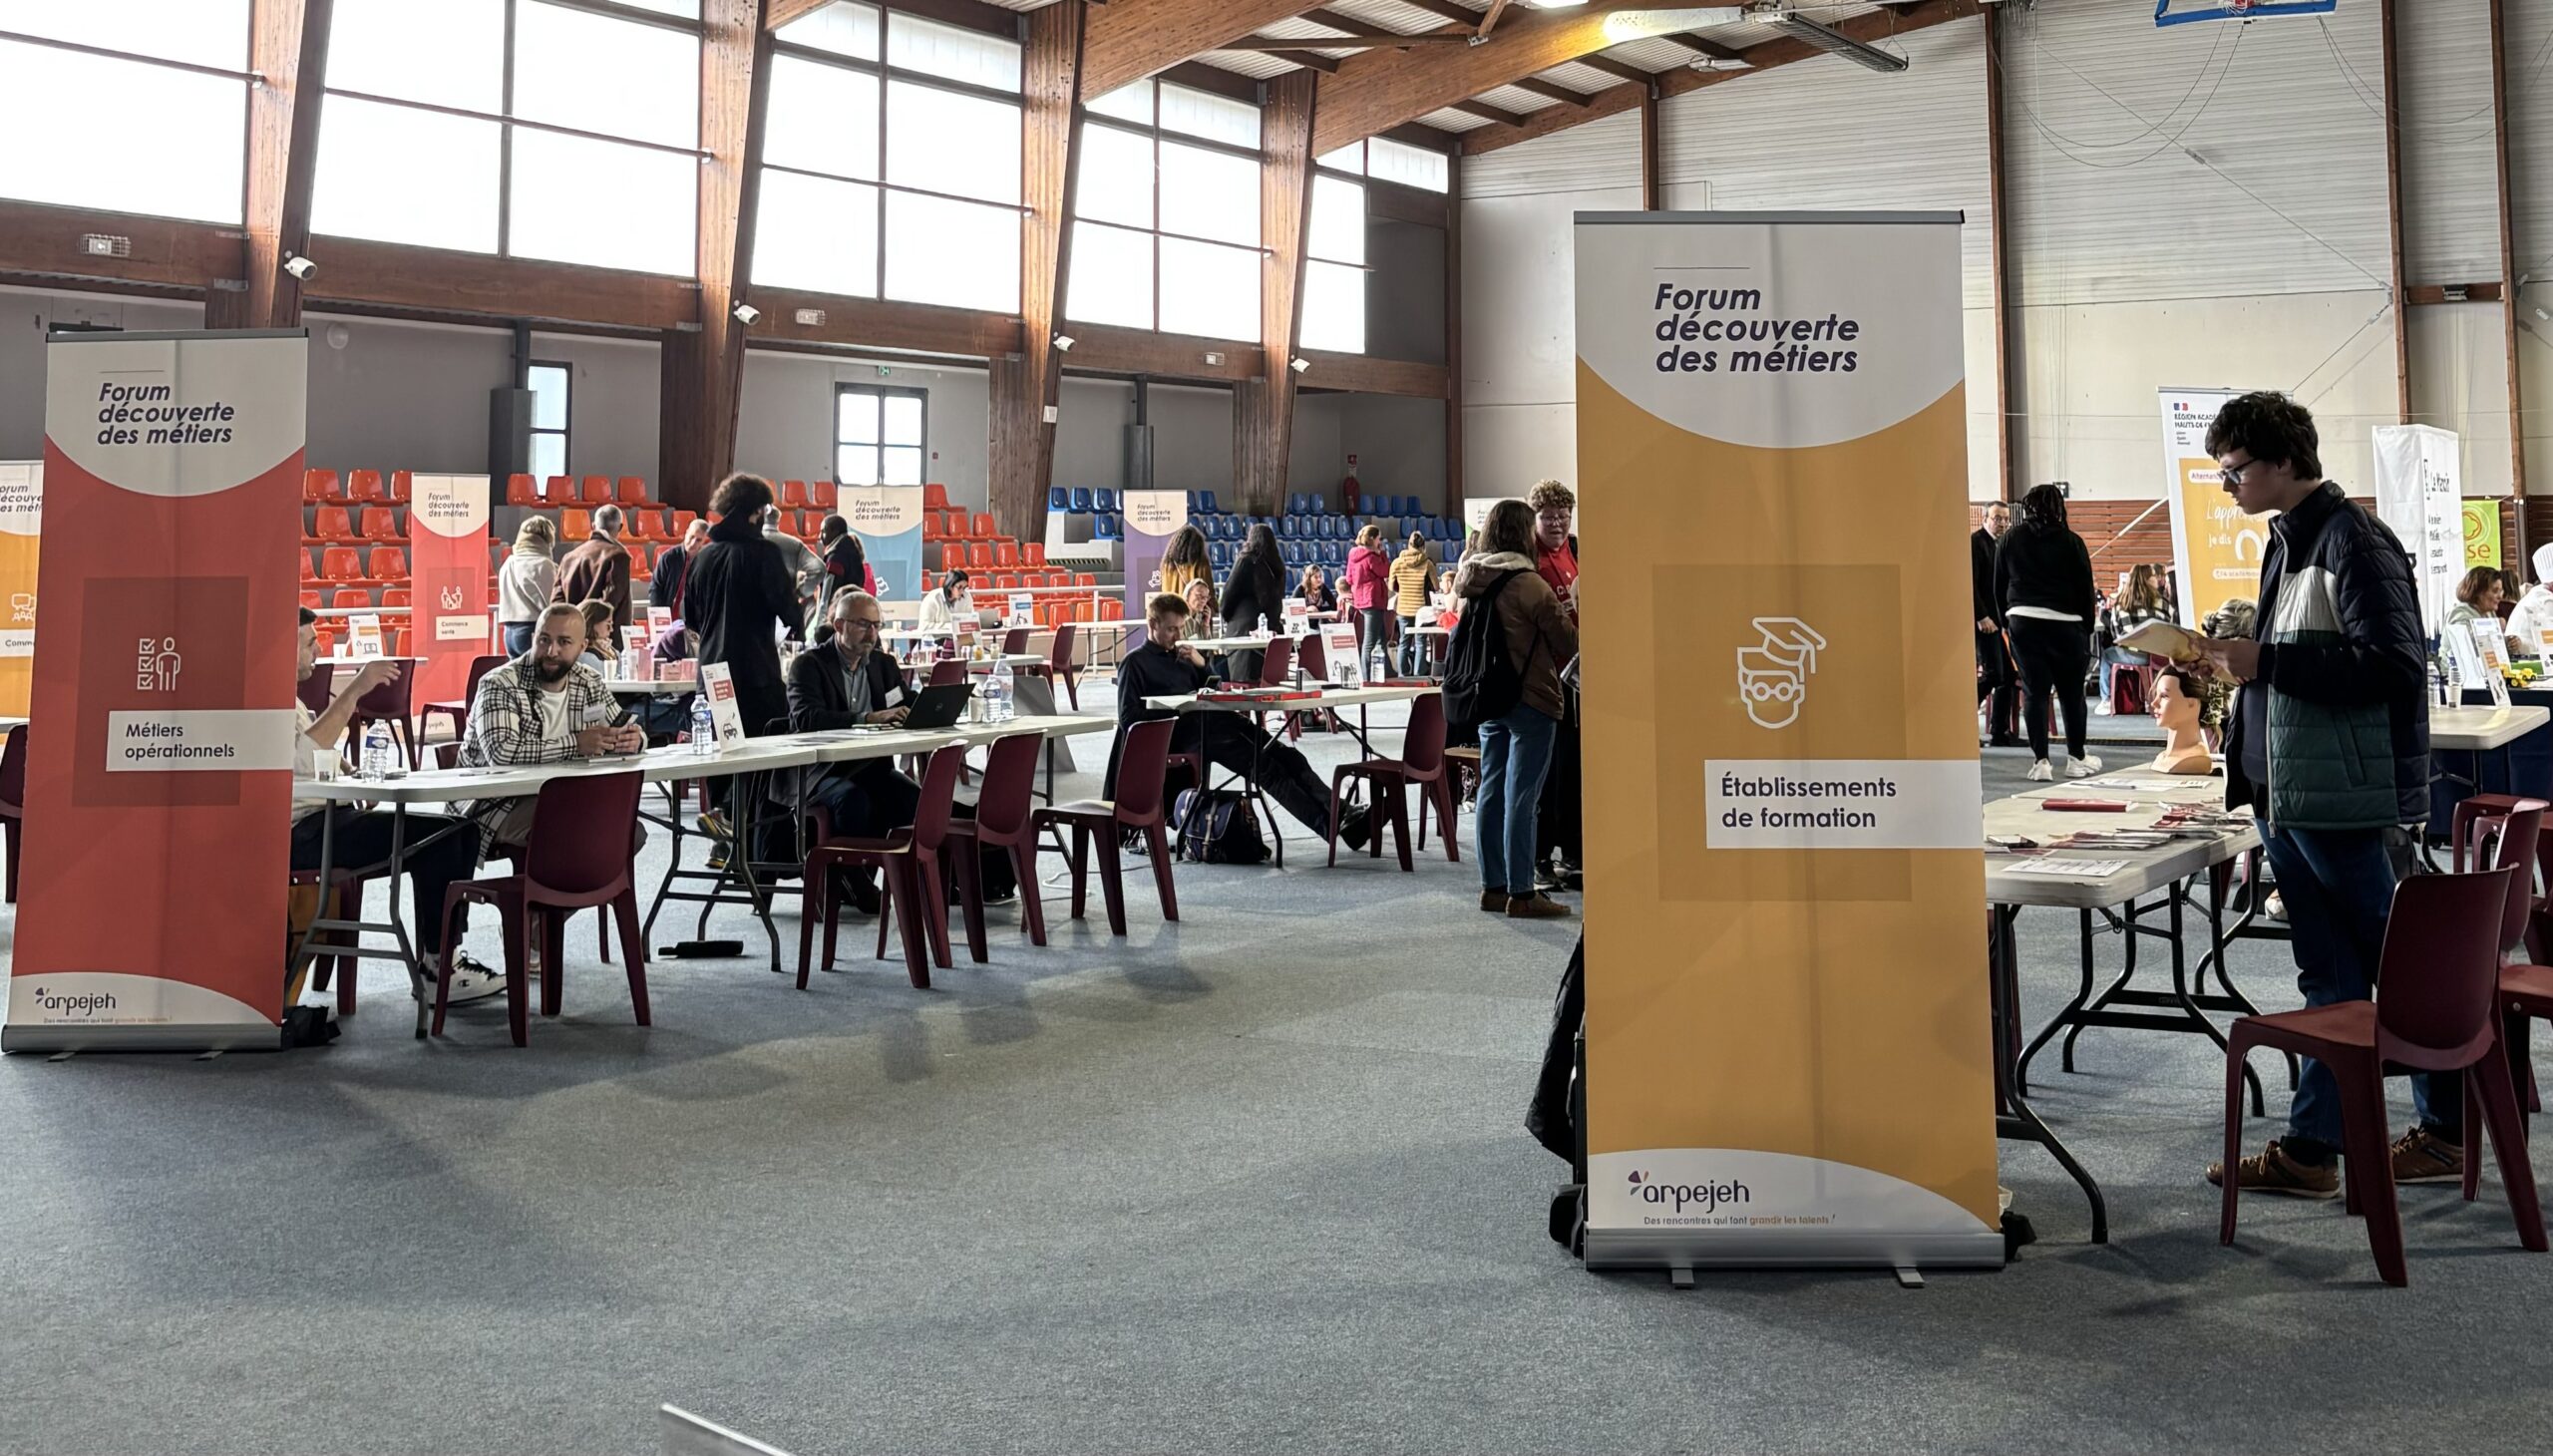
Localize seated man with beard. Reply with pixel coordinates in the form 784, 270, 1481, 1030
459, 602, 646, 863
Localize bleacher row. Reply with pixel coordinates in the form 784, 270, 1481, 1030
1049, 486, 1460, 566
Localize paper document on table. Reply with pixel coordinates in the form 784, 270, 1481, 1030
2006, 858, 2130, 879
2115, 620, 2206, 664
2075, 776, 2192, 792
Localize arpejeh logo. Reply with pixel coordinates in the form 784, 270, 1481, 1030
1627, 1169, 1751, 1215
30, 985, 117, 1017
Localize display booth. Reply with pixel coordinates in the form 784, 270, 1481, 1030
2159, 389, 2269, 629
842, 486, 924, 601
1119, 491, 1189, 650
0, 461, 38, 719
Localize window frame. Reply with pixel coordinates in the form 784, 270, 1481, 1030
0, 13, 257, 224
316, 0, 705, 267
1069, 79, 1269, 339
761, 8, 1028, 307
527, 359, 572, 478
833, 381, 929, 490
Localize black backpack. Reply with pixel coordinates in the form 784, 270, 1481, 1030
1172, 788, 1271, 865
1441, 569, 1531, 731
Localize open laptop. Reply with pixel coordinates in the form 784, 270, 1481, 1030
900, 679, 976, 730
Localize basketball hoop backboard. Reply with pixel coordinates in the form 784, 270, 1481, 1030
2155, 0, 2337, 24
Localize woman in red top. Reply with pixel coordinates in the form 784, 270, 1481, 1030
1529, 479, 1579, 623
1527, 478, 1582, 889
1344, 524, 1393, 678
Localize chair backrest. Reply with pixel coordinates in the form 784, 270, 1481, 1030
1259, 635, 1293, 686
910, 743, 967, 854
464, 652, 506, 700
1402, 691, 1447, 777
524, 770, 644, 899
616, 476, 646, 506
579, 475, 611, 505
811, 480, 837, 508
430, 742, 462, 770
507, 474, 538, 506
323, 546, 361, 578
0, 725, 26, 812
2475, 801, 2550, 957
304, 469, 334, 501
1000, 626, 1030, 655
1113, 717, 1175, 826
381, 587, 411, 608
926, 659, 967, 688
1049, 621, 1076, 672
1296, 630, 1325, 679
972, 732, 1041, 840
2376, 866, 2524, 1069
297, 663, 334, 713
367, 546, 406, 579
781, 480, 810, 508
544, 475, 575, 505
348, 469, 384, 501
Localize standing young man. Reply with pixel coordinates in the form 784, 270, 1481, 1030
2196, 392, 2441, 1197
1972, 501, 2018, 747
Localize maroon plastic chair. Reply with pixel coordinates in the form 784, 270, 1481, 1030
432, 770, 648, 1046
925, 658, 968, 690
1325, 691, 1453, 871
1035, 718, 1177, 935
2220, 861, 2547, 1286
941, 731, 1048, 951
1257, 634, 1294, 688
0, 725, 22, 903
798, 744, 967, 988
2462, 795, 2553, 1116
348, 662, 418, 768
1034, 621, 1080, 710
297, 661, 335, 717
420, 653, 505, 751
999, 626, 1031, 656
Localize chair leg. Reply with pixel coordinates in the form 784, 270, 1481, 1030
1009, 840, 1047, 945
2336, 1061, 2406, 1285
2472, 1042, 2549, 1251
613, 893, 649, 1026
889, 857, 931, 988
1069, 822, 1090, 920
1326, 770, 1346, 868
2509, 1006, 2539, 1125
2220, 1032, 2250, 1247
1432, 777, 1459, 863
1096, 829, 1128, 935
540, 910, 565, 1018
431, 891, 466, 1038
598, 901, 612, 964
505, 902, 532, 1047
798, 865, 823, 990
952, 847, 988, 963
4, 817, 18, 902
1145, 825, 1178, 921
917, 856, 953, 970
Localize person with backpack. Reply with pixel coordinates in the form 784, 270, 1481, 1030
1450, 500, 1578, 919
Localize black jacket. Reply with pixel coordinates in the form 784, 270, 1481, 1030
1221, 548, 1284, 638
1995, 521, 2096, 623
1971, 528, 2000, 624
1106, 640, 1215, 797
684, 516, 800, 732
2224, 482, 2429, 830
650, 545, 688, 614
786, 640, 905, 732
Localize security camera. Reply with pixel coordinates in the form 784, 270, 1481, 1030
1052, 333, 1075, 352
732, 301, 760, 325
1288, 356, 1310, 374
282, 253, 317, 280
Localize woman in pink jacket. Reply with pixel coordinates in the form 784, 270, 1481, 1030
1344, 524, 1393, 677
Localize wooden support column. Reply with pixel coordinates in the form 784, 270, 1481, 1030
1984, 4, 2020, 501
1637, 84, 1659, 212
223, 0, 334, 330
991, 0, 1087, 546
2379, 0, 2412, 424
1235, 72, 1318, 519
1445, 150, 1464, 506
660, 0, 776, 514
2490, 0, 2530, 508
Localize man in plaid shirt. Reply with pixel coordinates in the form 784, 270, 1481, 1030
459, 603, 644, 860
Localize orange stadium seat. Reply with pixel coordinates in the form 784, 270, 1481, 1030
322, 547, 362, 581
970, 513, 995, 540
381, 588, 411, 608
300, 550, 318, 582
627, 508, 664, 542
367, 546, 407, 581
332, 588, 371, 609
311, 506, 355, 542
994, 542, 1018, 568
781, 480, 810, 509
561, 508, 590, 541
348, 470, 385, 503
304, 470, 335, 502
923, 483, 948, 511
507, 474, 539, 506
544, 476, 576, 506
301, 590, 323, 611
1023, 543, 1045, 566
616, 476, 647, 507
388, 471, 412, 502
362, 508, 401, 541
580, 475, 611, 505
967, 543, 993, 570
811, 481, 837, 509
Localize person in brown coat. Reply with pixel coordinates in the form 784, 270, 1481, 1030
553, 503, 633, 627
1457, 499, 1580, 919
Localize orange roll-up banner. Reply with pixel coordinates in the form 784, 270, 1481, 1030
408, 474, 492, 709
1573, 213, 2002, 1271
0, 462, 39, 718
5, 330, 305, 1052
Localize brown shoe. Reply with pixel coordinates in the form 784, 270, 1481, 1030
1480, 890, 1508, 912
1507, 894, 1571, 919
2389, 1127, 2463, 1185
2205, 1139, 2340, 1199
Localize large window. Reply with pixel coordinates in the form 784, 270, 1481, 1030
1314, 137, 1451, 194
312, 0, 701, 274
0, 2, 251, 223
1067, 79, 1263, 341
836, 384, 925, 488
1300, 174, 1365, 355
527, 362, 570, 480
752, 2, 1021, 313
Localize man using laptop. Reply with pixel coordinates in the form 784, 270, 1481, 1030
786, 590, 919, 851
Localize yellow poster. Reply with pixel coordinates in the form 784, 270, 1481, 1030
1573, 212, 2001, 1271
2161, 391, 2271, 627
0, 462, 37, 718
2464, 499, 2502, 570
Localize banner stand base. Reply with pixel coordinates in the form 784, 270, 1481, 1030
4, 1023, 280, 1055
1583, 1227, 2006, 1273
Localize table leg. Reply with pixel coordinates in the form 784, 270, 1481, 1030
382, 803, 425, 1040
1991, 903, 2108, 1244
2015, 908, 2098, 1096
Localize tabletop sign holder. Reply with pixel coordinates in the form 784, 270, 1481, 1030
2528, 621, 2553, 666
621, 628, 653, 680
698, 661, 748, 747
1321, 622, 1360, 687
648, 605, 673, 638
1006, 591, 1034, 628
347, 612, 384, 658
2467, 621, 2514, 706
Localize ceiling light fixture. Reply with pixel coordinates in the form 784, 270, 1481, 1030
1746, 4, 1908, 73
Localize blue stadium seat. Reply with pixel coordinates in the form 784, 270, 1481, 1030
1186, 491, 1203, 511
1093, 488, 1117, 513
1310, 494, 1325, 515
1046, 487, 1068, 513
1286, 493, 1305, 517
1069, 487, 1092, 514
1199, 492, 1218, 515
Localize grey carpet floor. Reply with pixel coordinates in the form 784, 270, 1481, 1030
1, 712, 2548, 1456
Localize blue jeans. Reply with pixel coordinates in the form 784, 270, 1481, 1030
2262, 825, 2457, 1153
1476, 704, 1559, 898
501, 621, 534, 656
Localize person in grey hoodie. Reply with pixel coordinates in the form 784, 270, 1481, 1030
496, 516, 558, 656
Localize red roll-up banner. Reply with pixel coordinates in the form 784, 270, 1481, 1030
408, 474, 492, 708
4, 330, 305, 1052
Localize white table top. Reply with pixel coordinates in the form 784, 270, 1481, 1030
1144, 682, 1439, 713
600, 676, 696, 695
293, 716, 1115, 804
1182, 634, 1296, 654
1985, 771, 2255, 909
2431, 703, 2549, 751
316, 654, 425, 665
961, 654, 1047, 672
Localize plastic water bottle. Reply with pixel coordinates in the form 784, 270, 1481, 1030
1257, 613, 1271, 640
360, 721, 391, 781
691, 695, 717, 756
987, 658, 1014, 722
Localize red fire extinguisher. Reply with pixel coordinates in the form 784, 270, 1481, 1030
1339, 454, 1361, 517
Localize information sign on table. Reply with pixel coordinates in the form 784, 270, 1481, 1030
698, 661, 747, 747
1320, 622, 1359, 687
347, 612, 384, 658
1572, 211, 2000, 1272
2467, 620, 2514, 706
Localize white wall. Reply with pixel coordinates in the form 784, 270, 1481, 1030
0, 287, 205, 459
1455, 0, 2553, 506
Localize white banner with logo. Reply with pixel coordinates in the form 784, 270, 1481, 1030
2371, 424, 2464, 635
